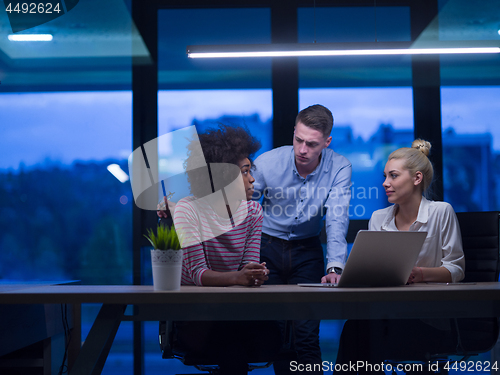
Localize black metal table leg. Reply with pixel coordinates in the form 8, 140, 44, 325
69, 304, 126, 375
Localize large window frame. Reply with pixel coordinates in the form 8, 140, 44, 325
129, 1, 461, 373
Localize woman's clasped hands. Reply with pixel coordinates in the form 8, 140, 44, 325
239, 262, 269, 287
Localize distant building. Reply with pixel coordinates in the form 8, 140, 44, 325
442, 127, 495, 211
187, 115, 498, 215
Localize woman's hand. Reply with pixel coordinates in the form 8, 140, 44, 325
407, 266, 424, 284
157, 196, 176, 219
407, 266, 452, 284
237, 262, 269, 287
200, 262, 269, 287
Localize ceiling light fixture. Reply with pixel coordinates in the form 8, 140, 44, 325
8, 34, 53, 41
187, 41, 500, 58
107, 164, 129, 183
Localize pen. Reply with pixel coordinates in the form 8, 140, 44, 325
161, 180, 167, 198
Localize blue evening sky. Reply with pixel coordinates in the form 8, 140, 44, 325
1, 87, 499, 170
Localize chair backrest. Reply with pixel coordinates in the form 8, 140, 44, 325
456, 211, 500, 283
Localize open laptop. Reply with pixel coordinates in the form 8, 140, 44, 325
299, 230, 427, 288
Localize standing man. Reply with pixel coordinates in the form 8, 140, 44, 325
252, 104, 352, 374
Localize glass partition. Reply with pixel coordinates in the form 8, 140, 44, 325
0, 0, 136, 371
151, 8, 273, 374
0, 91, 132, 283
297, 6, 414, 365
300, 87, 414, 220
442, 86, 500, 212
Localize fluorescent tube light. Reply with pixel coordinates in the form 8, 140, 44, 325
187, 41, 500, 58
107, 164, 129, 183
188, 47, 500, 58
8, 34, 53, 41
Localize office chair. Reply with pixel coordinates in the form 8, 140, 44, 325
457, 211, 500, 283
159, 320, 295, 375
385, 211, 500, 374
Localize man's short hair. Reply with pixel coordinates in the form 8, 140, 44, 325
295, 104, 333, 138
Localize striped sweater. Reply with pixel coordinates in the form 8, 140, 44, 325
173, 196, 263, 286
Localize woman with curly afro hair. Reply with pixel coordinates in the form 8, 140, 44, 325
170, 124, 282, 375
184, 124, 261, 200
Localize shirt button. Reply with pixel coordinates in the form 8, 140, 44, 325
295, 217, 298, 219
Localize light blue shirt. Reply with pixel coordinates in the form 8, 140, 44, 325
252, 146, 352, 271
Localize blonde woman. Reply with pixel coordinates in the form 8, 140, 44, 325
371, 139, 464, 283
335, 140, 465, 373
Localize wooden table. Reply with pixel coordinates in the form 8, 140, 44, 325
1, 282, 500, 375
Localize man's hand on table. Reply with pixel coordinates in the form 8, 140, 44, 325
321, 272, 341, 284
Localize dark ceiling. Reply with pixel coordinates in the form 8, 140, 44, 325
0, 0, 499, 91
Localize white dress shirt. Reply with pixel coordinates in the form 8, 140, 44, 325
369, 196, 465, 283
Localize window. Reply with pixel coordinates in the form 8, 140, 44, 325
442, 86, 500, 212
0, 91, 134, 373
158, 8, 271, 90
298, 7, 413, 362
149, 9, 274, 374
0, 11, 135, 371
438, 0, 500, 213
298, 6, 413, 220
300, 87, 414, 220
0, 91, 132, 283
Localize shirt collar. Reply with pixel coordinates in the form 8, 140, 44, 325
415, 196, 430, 224
290, 148, 301, 177
321, 149, 330, 173
381, 205, 398, 230
290, 148, 328, 177
381, 195, 430, 230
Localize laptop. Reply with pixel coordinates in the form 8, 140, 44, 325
299, 230, 427, 288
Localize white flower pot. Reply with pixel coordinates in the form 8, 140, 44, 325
150, 249, 184, 291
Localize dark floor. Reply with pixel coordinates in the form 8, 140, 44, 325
93, 320, 497, 375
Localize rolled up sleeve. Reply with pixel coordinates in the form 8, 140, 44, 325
440, 205, 465, 283
324, 163, 352, 271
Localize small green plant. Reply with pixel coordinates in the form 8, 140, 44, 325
144, 224, 181, 250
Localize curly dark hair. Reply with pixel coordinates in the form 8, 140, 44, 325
184, 124, 261, 198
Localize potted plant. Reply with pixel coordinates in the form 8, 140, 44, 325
145, 224, 183, 291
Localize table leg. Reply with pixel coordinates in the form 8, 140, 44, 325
68, 302, 81, 372
69, 304, 126, 375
